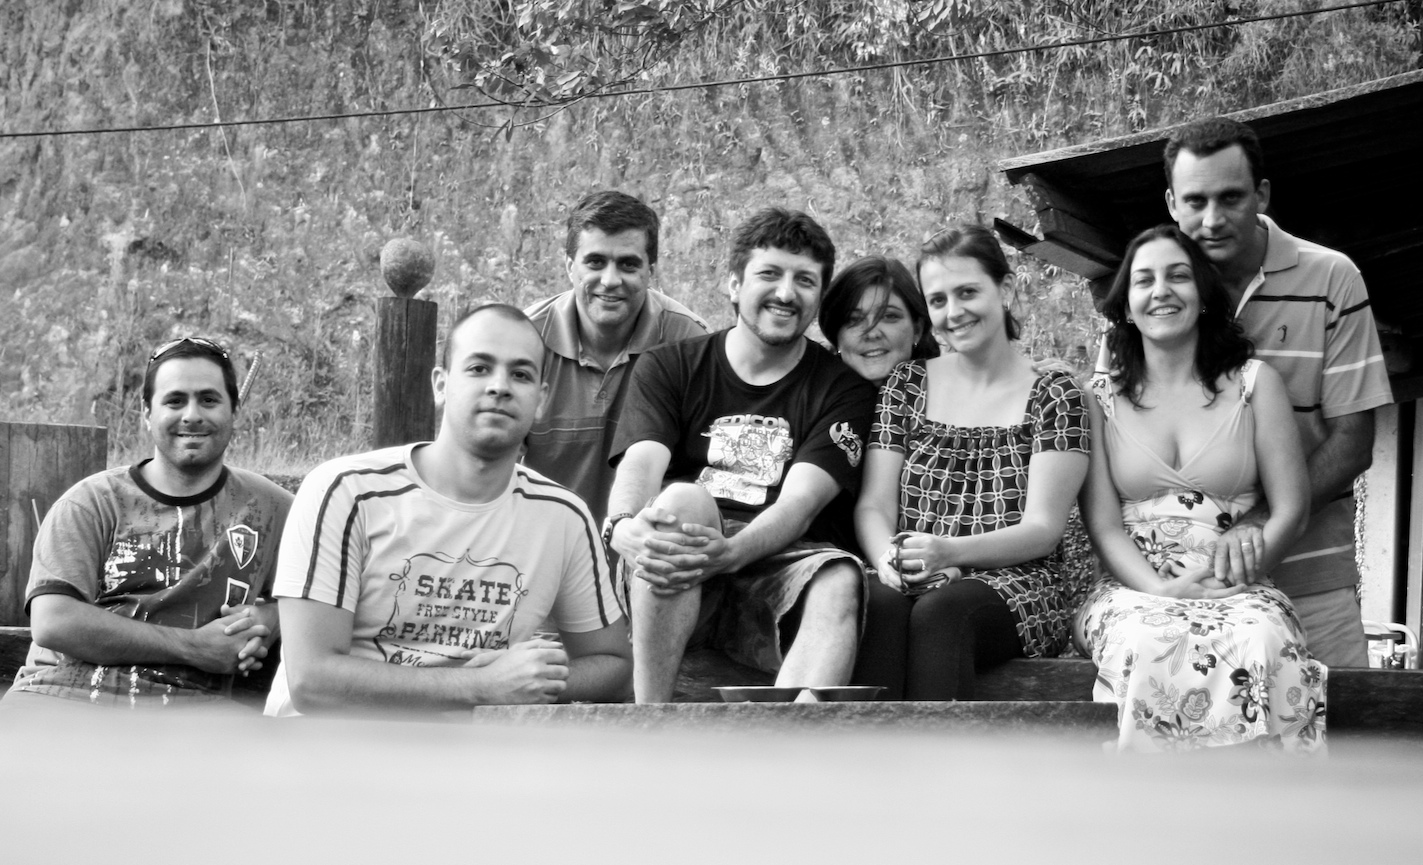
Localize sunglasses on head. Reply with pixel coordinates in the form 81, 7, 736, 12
147, 336, 230, 365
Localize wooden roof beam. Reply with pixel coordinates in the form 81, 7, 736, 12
993, 218, 1117, 281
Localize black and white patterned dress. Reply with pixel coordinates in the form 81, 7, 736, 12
873, 363, 1089, 658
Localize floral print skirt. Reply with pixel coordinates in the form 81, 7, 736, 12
1075, 580, 1327, 753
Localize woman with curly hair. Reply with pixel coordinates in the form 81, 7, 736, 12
1074, 225, 1325, 752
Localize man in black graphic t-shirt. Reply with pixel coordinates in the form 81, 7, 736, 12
607, 208, 876, 702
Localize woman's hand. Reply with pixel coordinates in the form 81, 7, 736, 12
874, 544, 908, 590
1157, 560, 1247, 600
894, 532, 955, 578
876, 535, 961, 595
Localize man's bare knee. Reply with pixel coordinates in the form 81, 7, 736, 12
651, 482, 719, 528
629, 574, 702, 613
801, 561, 863, 614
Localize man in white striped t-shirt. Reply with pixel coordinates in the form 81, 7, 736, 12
265, 303, 630, 716
1161, 117, 1392, 666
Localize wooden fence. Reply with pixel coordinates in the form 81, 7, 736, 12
0, 422, 107, 625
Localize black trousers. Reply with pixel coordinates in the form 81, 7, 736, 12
853, 576, 1023, 701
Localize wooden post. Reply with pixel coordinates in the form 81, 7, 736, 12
0, 422, 107, 625
372, 238, 438, 449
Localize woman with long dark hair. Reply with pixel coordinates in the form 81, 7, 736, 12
1074, 225, 1324, 751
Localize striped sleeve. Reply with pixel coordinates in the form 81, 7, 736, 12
517, 469, 624, 632
272, 458, 407, 612
1321, 266, 1392, 418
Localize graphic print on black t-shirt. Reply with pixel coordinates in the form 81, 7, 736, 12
375, 550, 531, 666
698, 413, 796, 506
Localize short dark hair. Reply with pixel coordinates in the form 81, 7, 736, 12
1164, 117, 1266, 189
564, 191, 659, 266
819, 255, 940, 363
728, 208, 836, 292
1101, 225, 1254, 408
916, 225, 1020, 341
442, 302, 545, 377
144, 338, 240, 409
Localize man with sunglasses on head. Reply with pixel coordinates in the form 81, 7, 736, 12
4, 337, 293, 711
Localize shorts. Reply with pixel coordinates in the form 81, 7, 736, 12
624, 518, 865, 674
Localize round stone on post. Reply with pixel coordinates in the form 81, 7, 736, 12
374, 238, 439, 448
380, 237, 436, 298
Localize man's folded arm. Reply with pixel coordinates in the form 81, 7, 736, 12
29, 593, 262, 675
558, 619, 632, 703
279, 597, 568, 713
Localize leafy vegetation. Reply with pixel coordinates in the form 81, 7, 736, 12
0, 0, 1415, 472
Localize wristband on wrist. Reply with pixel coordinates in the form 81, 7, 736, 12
601, 512, 635, 549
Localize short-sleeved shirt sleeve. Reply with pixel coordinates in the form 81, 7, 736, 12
871, 361, 923, 453
272, 458, 371, 612
26, 491, 111, 607
1030, 371, 1090, 455
611, 341, 689, 460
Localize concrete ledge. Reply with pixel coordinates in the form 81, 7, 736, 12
8, 627, 1420, 736
472, 700, 1118, 735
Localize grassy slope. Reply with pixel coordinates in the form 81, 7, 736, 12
0, 1, 1413, 474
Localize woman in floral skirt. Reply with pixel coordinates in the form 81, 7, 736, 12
1074, 225, 1325, 752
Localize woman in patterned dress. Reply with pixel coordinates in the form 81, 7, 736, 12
1074, 225, 1325, 752
853, 226, 1090, 700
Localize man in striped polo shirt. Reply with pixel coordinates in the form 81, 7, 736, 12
265, 303, 630, 715
1163, 117, 1392, 667
524, 190, 708, 524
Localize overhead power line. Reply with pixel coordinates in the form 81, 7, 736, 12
0, 0, 1405, 140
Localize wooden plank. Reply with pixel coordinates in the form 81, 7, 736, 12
0, 625, 30, 686
1359, 404, 1402, 624
1, 424, 37, 626
1022, 238, 1115, 281
1039, 208, 1123, 267
1021, 172, 1123, 244
1410, 402, 1423, 644
1410, 409, 1423, 645
992, 218, 1039, 251
0, 422, 107, 626
1329, 668, 1423, 733
990, 219, 1117, 281
974, 657, 1094, 702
